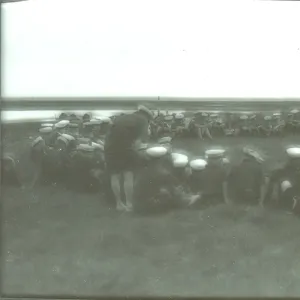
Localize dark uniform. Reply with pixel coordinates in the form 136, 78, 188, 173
67, 143, 105, 192
104, 106, 153, 212
198, 149, 230, 207
104, 112, 150, 174
30, 127, 63, 186
265, 150, 300, 214
133, 148, 176, 214
171, 113, 186, 137
133, 147, 198, 214
227, 152, 264, 205
171, 153, 191, 193
188, 159, 207, 194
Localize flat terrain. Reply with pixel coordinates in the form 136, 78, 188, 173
2, 127, 300, 298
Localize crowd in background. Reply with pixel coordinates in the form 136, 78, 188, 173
2, 106, 300, 216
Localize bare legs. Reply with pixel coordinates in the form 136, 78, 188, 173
123, 171, 134, 210
111, 171, 134, 212
197, 127, 213, 140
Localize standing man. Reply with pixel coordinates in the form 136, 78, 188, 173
104, 105, 153, 212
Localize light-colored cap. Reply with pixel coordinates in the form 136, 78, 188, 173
55, 120, 70, 128
32, 136, 44, 147
69, 123, 79, 128
164, 115, 174, 121
77, 144, 95, 152
158, 136, 172, 144
222, 157, 230, 164
240, 115, 248, 120
138, 105, 153, 119
291, 109, 299, 114
89, 119, 103, 125
136, 143, 148, 151
286, 147, 300, 158
57, 134, 75, 145
60, 134, 75, 141
172, 153, 189, 168
41, 123, 53, 128
83, 122, 92, 127
146, 146, 168, 158
95, 116, 112, 123
273, 112, 281, 117
205, 149, 226, 158
175, 113, 184, 120
91, 142, 104, 151
39, 127, 53, 133
243, 146, 264, 163
190, 159, 207, 170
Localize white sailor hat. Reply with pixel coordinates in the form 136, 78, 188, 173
264, 116, 272, 121
158, 136, 172, 144
77, 144, 95, 152
57, 135, 71, 145
273, 112, 282, 117
175, 113, 184, 120
286, 147, 300, 158
164, 115, 174, 121
32, 136, 44, 148
222, 157, 230, 164
205, 149, 226, 158
89, 119, 103, 125
95, 116, 112, 124
243, 146, 265, 163
138, 105, 153, 119
240, 115, 249, 120
41, 123, 53, 128
60, 134, 75, 141
146, 146, 168, 158
189, 159, 207, 170
291, 109, 299, 114
136, 143, 148, 151
54, 120, 70, 128
69, 123, 79, 128
39, 126, 53, 133
91, 142, 104, 151
172, 153, 189, 168
83, 121, 92, 127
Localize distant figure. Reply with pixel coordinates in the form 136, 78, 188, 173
104, 105, 153, 212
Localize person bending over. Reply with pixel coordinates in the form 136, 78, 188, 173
104, 105, 153, 212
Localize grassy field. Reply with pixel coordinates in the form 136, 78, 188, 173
2, 126, 300, 297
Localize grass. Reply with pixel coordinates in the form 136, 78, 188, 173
2, 127, 300, 297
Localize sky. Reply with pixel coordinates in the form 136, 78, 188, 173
2, 0, 300, 99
